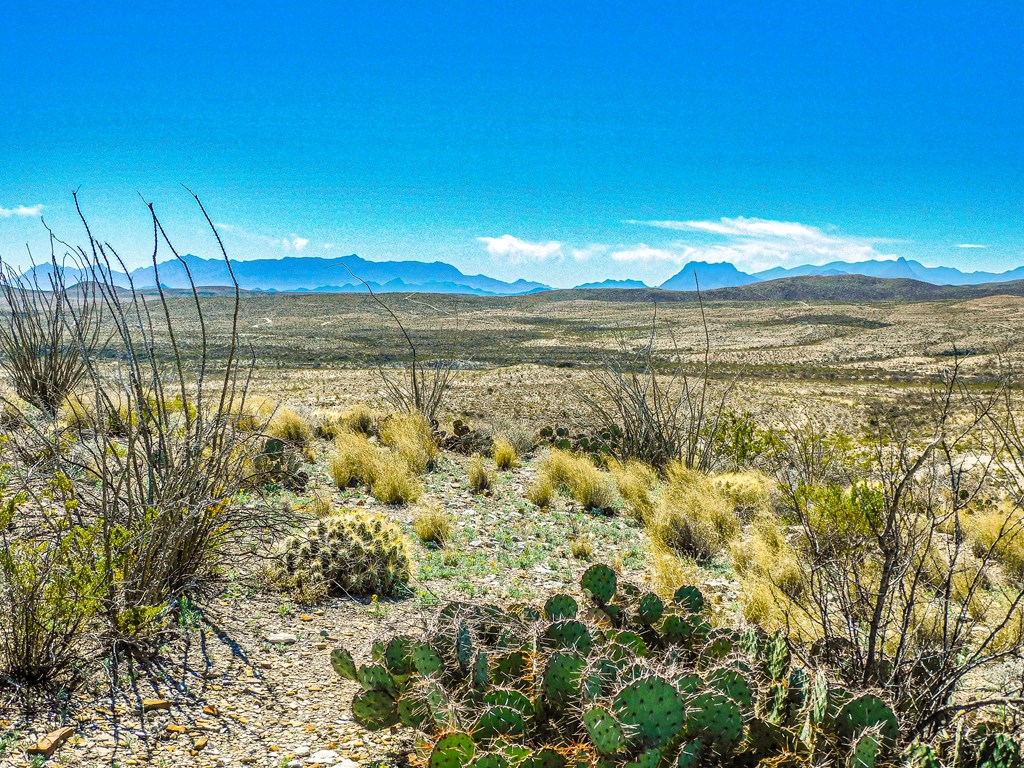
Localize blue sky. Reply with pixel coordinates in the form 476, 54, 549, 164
1, 2, 1021, 288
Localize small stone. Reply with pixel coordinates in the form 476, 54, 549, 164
308, 750, 339, 765
27, 727, 75, 758
142, 699, 172, 712
293, 746, 311, 757
194, 736, 209, 750
300, 614, 314, 621
166, 724, 187, 734
267, 632, 298, 644
203, 704, 220, 716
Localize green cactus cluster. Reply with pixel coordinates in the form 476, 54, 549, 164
537, 424, 623, 463
275, 509, 412, 598
330, 563, 1022, 767
254, 436, 309, 491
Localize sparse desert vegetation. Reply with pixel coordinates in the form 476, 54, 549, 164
0, 205, 1022, 767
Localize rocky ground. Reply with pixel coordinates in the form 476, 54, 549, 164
0, 450, 675, 767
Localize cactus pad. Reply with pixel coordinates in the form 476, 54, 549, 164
429, 732, 476, 768
472, 650, 490, 690
836, 694, 898, 746
544, 593, 579, 620
849, 731, 882, 768
352, 689, 399, 729
685, 692, 743, 748
543, 619, 593, 654
331, 646, 357, 680
413, 643, 447, 677
582, 563, 617, 605
473, 705, 528, 741
673, 585, 704, 613
491, 650, 530, 686
384, 635, 414, 676
676, 739, 703, 768
636, 592, 665, 625
612, 676, 687, 748
584, 706, 626, 755
708, 668, 753, 709
358, 663, 398, 696
542, 651, 586, 708
484, 688, 534, 718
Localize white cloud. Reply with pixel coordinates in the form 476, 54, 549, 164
290, 235, 309, 252
478, 234, 562, 263
0, 204, 44, 218
625, 216, 895, 272
956, 243, 987, 249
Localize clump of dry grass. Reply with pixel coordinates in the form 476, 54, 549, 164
492, 437, 519, 470
265, 404, 312, 445
608, 459, 656, 523
380, 412, 438, 475
649, 543, 701, 600
731, 513, 809, 634
370, 457, 423, 505
467, 457, 493, 494
329, 431, 382, 488
328, 429, 422, 505
527, 476, 554, 507
412, 500, 455, 546
964, 503, 1024, 582
647, 462, 739, 563
711, 470, 775, 515
341, 404, 375, 435
538, 448, 619, 512
569, 534, 594, 560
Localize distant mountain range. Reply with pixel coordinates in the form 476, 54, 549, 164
659, 257, 1024, 290
21, 253, 1024, 296
24, 254, 549, 296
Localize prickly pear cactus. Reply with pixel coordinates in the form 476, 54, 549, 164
326, 563, 1022, 767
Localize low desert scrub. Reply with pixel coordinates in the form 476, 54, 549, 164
578, 310, 733, 471
379, 412, 438, 474
731, 513, 806, 631
467, 457, 493, 493
538, 448, 619, 512
412, 501, 454, 547
711, 470, 775, 514
647, 462, 740, 563
492, 436, 519, 470
0, 258, 102, 417
607, 458, 656, 522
